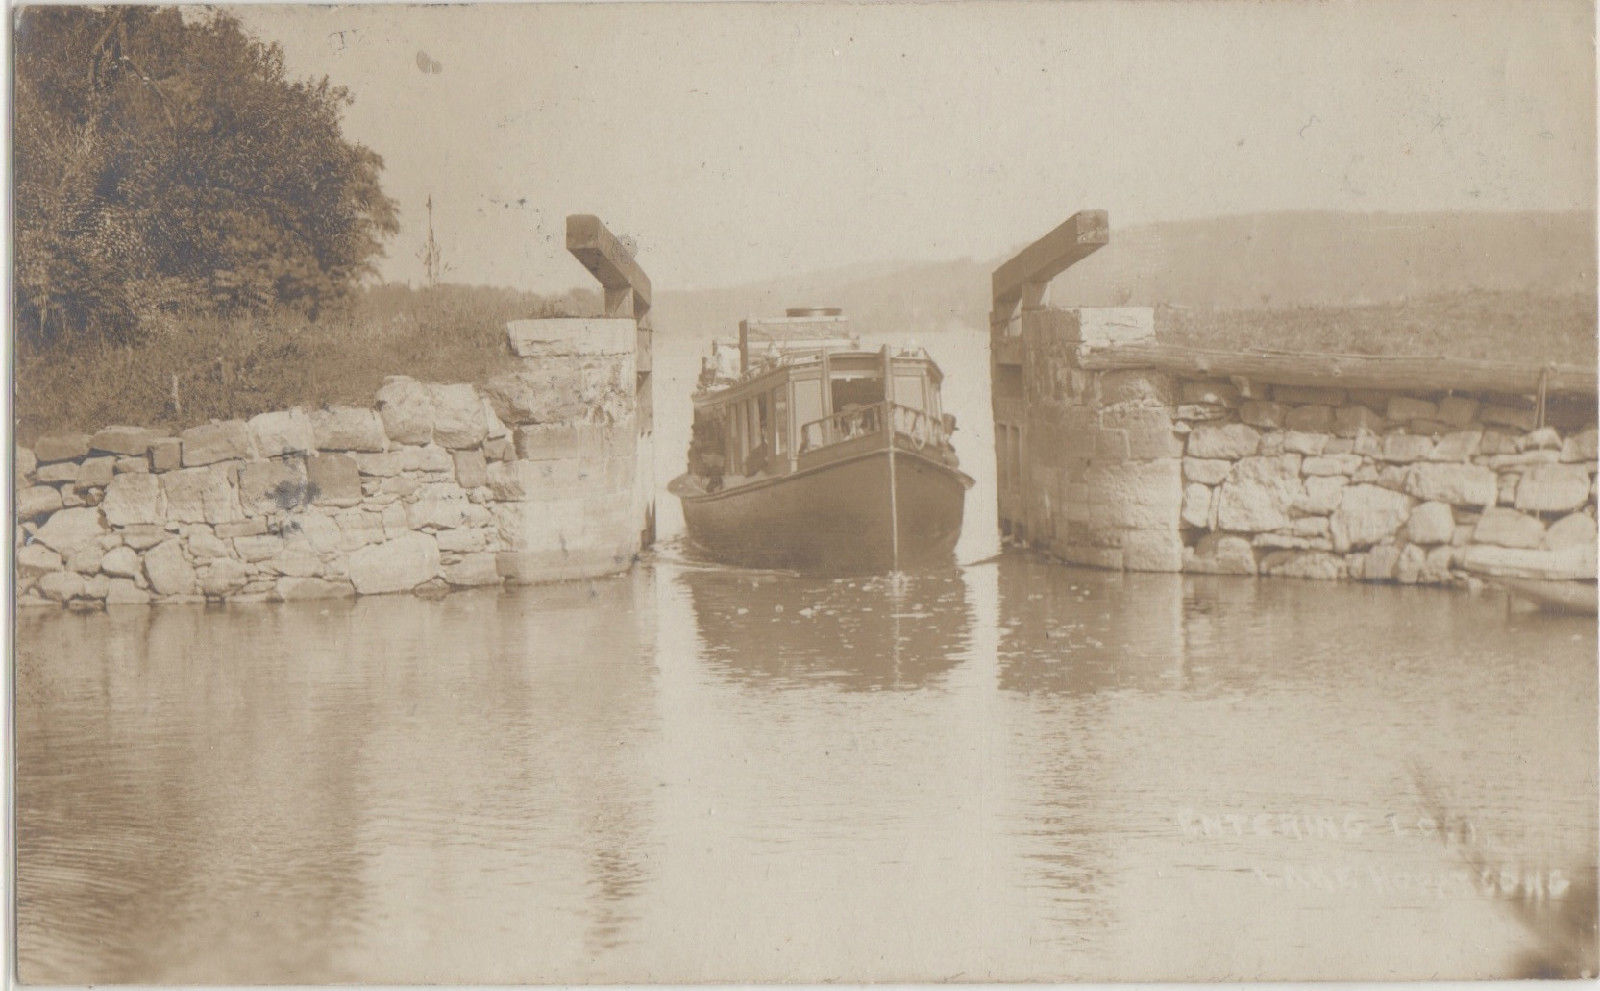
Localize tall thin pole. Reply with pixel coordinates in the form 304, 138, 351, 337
883, 346, 900, 573
887, 411, 901, 573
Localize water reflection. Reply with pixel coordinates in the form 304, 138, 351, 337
677, 565, 972, 692
14, 553, 1599, 982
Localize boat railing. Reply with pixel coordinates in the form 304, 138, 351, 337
798, 401, 946, 454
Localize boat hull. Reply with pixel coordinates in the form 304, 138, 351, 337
673, 445, 971, 573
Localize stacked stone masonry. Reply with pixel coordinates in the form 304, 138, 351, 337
16, 318, 643, 609
999, 307, 1599, 585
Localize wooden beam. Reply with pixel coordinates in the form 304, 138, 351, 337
992, 210, 1109, 314
1075, 340, 1596, 397
566, 214, 651, 315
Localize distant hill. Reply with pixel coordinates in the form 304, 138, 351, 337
652, 210, 1596, 361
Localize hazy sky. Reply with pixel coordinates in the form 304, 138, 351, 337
238, 1, 1595, 294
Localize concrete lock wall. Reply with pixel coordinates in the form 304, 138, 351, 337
15, 318, 648, 609
997, 306, 1599, 584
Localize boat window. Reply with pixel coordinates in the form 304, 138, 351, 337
893, 372, 925, 411
771, 387, 788, 457
727, 402, 744, 474
831, 375, 883, 413
793, 377, 825, 451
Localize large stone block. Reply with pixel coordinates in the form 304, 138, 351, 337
442, 552, 503, 586
276, 577, 358, 600
483, 358, 635, 426
348, 533, 441, 594
1473, 507, 1545, 549
37, 462, 79, 486
1333, 406, 1384, 437
238, 459, 310, 516
1187, 423, 1260, 459
1259, 550, 1346, 581
1330, 484, 1415, 552
1436, 396, 1480, 427
1514, 464, 1591, 513
1239, 401, 1285, 430
101, 473, 166, 527
1282, 431, 1329, 456
1459, 543, 1596, 581
1560, 429, 1598, 464
1426, 430, 1482, 462
33, 506, 108, 554
307, 453, 362, 505
1405, 501, 1455, 545
99, 545, 141, 578
1403, 462, 1497, 507
34, 432, 91, 463
198, 557, 250, 597
1380, 433, 1434, 462
181, 420, 255, 466
376, 376, 436, 445
429, 383, 490, 449
1480, 404, 1538, 432
143, 539, 198, 596
1183, 458, 1232, 485
89, 425, 156, 456
452, 449, 489, 490
1180, 380, 1239, 407
1295, 475, 1347, 515
506, 318, 636, 358
1545, 511, 1597, 551
233, 534, 285, 562
311, 407, 388, 452
1215, 455, 1303, 532
17, 543, 63, 578
18, 485, 63, 520
249, 409, 317, 457
486, 456, 634, 503
162, 466, 244, 524
73, 456, 115, 490
105, 578, 151, 605
1284, 405, 1334, 433
1120, 529, 1183, 572
407, 490, 476, 531
1181, 483, 1212, 529
1083, 458, 1182, 508
149, 437, 182, 472
37, 570, 87, 602
1517, 427, 1562, 452
1386, 396, 1437, 422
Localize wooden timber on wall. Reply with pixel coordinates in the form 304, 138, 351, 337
1074, 339, 1597, 397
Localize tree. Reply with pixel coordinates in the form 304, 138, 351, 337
13, 7, 400, 346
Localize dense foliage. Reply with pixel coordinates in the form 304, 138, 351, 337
14, 6, 399, 346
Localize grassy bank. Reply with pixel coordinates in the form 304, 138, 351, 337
14, 284, 597, 444
1158, 291, 1598, 367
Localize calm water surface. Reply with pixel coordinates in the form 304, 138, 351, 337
15, 554, 1597, 983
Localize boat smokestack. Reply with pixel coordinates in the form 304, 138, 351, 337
785, 307, 843, 317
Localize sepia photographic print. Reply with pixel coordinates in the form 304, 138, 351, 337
9, 0, 1599, 984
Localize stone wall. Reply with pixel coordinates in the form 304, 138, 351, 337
995, 307, 1599, 584
16, 318, 645, 609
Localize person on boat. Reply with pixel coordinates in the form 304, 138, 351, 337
746, 440, 770, 476
702, 453, 725, 493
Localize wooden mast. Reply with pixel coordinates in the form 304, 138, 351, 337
883, 344, 901, 572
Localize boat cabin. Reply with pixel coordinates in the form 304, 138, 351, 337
687, 343, 953, 490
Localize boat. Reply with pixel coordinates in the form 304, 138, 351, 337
1488, 576, 1598, 616
668, 308, 974, 573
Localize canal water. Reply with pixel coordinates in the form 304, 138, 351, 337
14, 332, 1598, 982
15, 558, 1597, 982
